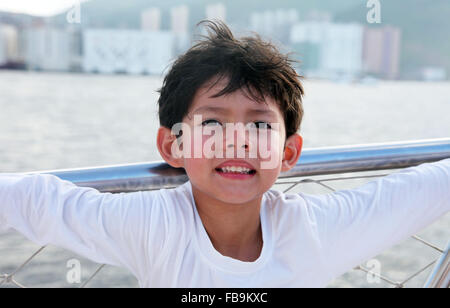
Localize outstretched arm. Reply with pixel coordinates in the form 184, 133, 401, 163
302, 158, 450, 280
0, 173, 167, 282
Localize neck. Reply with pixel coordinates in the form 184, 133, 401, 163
192, 185, 264, 262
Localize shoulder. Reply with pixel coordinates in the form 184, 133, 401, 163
140, 181, 195, 217
263, 188, 328, 227
135, 182, 196, 267
138, 181, 196, 242
264, 188, 327, 211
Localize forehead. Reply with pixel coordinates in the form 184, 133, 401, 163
189, 77, 283, 118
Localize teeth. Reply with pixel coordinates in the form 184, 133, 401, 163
219, 166, 253, 174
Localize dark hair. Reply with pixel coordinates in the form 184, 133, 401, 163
157, 20, 304, 138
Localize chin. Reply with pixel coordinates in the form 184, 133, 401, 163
212, 187, 261, 204
218, 195, 257, 205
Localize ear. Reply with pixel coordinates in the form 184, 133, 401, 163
281, 133, 303, 172
156, 126, 184, 168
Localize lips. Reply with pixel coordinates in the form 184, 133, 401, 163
214, 160, 257, 176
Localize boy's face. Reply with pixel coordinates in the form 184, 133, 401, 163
158, 77, 303, 204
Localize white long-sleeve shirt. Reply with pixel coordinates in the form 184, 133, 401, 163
1, 159, 449, 287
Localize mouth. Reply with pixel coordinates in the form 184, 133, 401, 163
215, 166, 257, 175
214, 162, 257, 180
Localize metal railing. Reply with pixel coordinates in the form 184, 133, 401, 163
1, 137, 449, 288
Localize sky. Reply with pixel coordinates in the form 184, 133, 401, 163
0, 0, 87, 16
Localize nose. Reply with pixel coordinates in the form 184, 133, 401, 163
227, 143, 248, 149
224, 124, 251, 156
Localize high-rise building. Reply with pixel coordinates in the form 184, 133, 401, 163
170, 5, 190, 54
171, 5, 189, 35
250, 10, 275, 38
0, 27, 8, 66
250, 9, 298, 45
290, 21, 329, 73
0, 32, 5, 65
290, 22, 363, 79
206, 3, 226, 22
363, 26, 401, 79
321, 23, 363, 78
24, 27, 73, 71
83, 30, 174, 75
141, 8, 161, 31
0, 24, 19, 67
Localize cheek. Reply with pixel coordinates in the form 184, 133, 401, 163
254, 130, 284, 164
183, 158, 210, 181
181, 133, 216, 173
180, 126, 223, 159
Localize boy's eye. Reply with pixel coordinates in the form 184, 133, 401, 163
201, 119, 222, 126
254, 121, 272, 129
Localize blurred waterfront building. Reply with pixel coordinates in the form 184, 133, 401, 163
170, 5, 190, 55
67, 26, 83, 72
141, 8, 161, 31
0, 24, 19, 67
290, 22, 363, 79
83, 30, 174, 75
305, 10, 333, 22
206, 3, 226, 22
24, 27, 74, 71
362, 26, 401, 79
290, 21, 326, 73
421, 67, 447, 82
250, 9, 299, 45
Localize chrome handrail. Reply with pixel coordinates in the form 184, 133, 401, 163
4, 137, 449, 288
423, 242, 449, 288
24, 137, 450, 193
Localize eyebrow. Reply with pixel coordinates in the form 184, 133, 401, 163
191, 106, 277, 117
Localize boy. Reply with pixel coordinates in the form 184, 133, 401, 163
0, 21, 449, 287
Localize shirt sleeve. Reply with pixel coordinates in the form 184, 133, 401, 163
0, 173, 167, 282
300, 158, 450, 280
